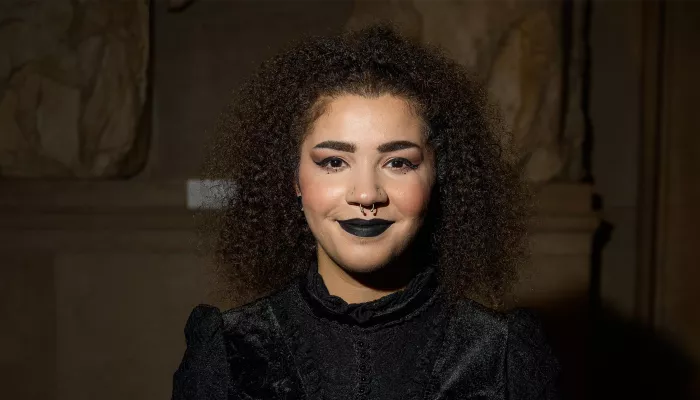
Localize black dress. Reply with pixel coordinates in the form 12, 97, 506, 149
172, 265, 560, 400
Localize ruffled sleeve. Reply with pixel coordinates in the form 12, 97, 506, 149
506, 309, 561, 400
172, 305, 229, 400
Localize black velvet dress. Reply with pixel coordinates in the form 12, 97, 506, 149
172, 265, 560, 400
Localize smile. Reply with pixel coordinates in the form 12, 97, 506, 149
337, 218, 394, 238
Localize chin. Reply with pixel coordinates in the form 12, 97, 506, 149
330, 251, 393, 274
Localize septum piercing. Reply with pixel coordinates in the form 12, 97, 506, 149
359, 203, 377, 215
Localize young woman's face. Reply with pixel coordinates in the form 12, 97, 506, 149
296, 94, 436, 274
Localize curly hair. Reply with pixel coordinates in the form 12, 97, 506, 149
202, 24, 529, 309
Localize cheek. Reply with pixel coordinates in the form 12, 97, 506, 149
386, 180, 432, 217
298, 163, 345, 215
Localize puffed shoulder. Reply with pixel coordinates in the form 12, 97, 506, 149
506, 309, 561, 400
172, 305, 229, 400
183, 305, 224, 346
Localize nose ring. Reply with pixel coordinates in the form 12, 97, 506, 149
370, 203, 375, 213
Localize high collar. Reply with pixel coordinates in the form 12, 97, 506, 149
299, 263, 438, 328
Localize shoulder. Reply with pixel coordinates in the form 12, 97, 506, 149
172, 283, 304, 399
434, 299, 560, 399
438, 299, 509, 365
177, 293, 280, 348
504, 309, 560, 399
446, 299, 559, 359
448, 297, 509, 332
221, 294, 275, 332
219, 281, 298, 336
220, 283, 301, 359
505, 308, 556, 359
172, 305, 228, 400
220, 284, 307, 397
182, 304, 225, 343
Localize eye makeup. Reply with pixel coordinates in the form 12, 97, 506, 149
312, 156, 421, 174
314, 157, 347, 172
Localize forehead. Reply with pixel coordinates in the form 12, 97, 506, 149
306, 94, 425, 146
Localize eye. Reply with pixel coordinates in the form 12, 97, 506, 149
314, 157, 347, 172
385, 158, 418, 173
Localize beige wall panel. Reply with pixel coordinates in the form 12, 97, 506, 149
0, 252, 56, 400
54, 253, 210, 400
516, 255, 590, 306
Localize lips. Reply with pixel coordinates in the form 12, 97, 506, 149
337, 218, 394, 238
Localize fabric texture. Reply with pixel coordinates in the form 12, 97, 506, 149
172, 265, 560, 400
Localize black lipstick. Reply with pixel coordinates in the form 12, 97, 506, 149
337, 218, 394, 238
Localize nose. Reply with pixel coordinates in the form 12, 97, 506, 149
345, 167, 388, 210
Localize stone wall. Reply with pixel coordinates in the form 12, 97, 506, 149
0, 0, 149, 178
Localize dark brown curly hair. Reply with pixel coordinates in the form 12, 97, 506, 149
202, 24, 529, 310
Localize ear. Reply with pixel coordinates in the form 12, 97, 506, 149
293, 171, 301, 197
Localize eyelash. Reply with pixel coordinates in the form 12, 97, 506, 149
314, 157, 419, 173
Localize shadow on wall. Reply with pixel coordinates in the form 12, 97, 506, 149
589, 304, 697, 400
534, 294, 696, 400
534, 215, 696, 400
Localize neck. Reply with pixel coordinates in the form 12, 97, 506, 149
316, 246, 420, 304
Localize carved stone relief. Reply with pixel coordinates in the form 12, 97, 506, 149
347, 0, 586, 182
0, 0, 149, 178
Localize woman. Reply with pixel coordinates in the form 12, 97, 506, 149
173, 25, 559, 400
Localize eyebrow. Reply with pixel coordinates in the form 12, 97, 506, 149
312, 140, 420, 153
376, 140, 420, 153
312, 140, 356, 152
